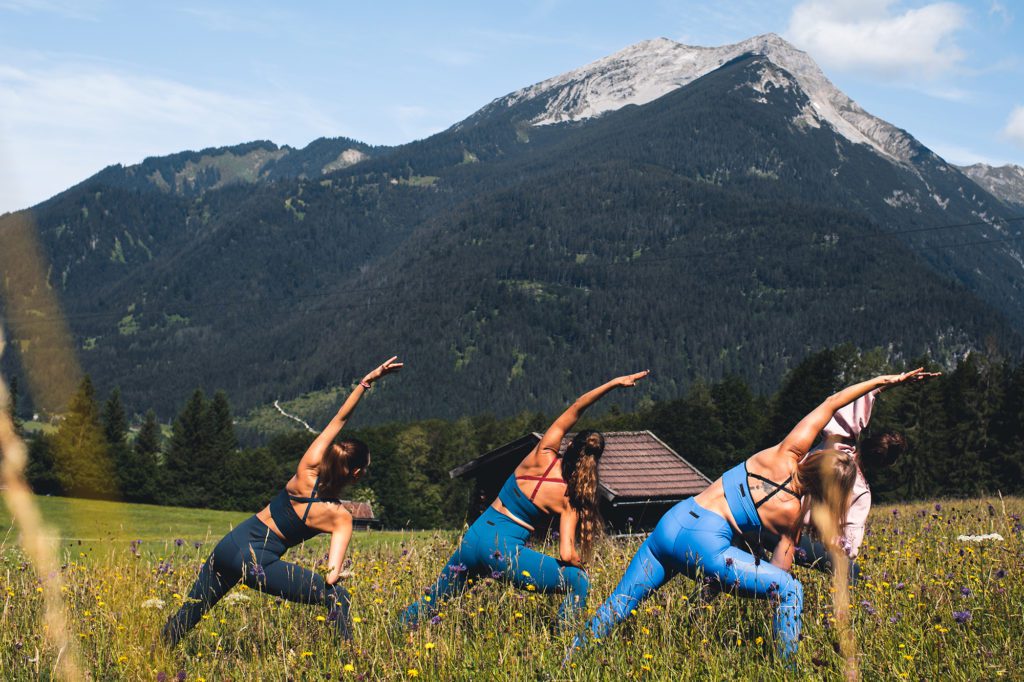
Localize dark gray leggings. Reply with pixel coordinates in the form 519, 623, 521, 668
162, 515, 350, 646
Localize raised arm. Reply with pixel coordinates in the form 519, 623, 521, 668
297, 356, 403, 473
779, 368, 937, 459
535, 370, 650, 455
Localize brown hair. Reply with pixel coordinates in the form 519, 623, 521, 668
562, 430, 605, 563
859, 431, 907, 470
317, 438, 370, 498
793, 448, 858, 536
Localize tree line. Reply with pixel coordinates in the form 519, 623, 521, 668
14, 345, 1024, 528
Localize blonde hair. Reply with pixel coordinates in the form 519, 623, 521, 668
793, 448, 858, 537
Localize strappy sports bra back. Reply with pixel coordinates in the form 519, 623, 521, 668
721, 461, 798, 534
748, 471, 798, 510
268, 475, 342, 547
515, 453, 566, 501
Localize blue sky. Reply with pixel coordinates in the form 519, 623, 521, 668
0, 0, 1021, 214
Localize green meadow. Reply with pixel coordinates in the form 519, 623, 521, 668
0, 496, 1021, 680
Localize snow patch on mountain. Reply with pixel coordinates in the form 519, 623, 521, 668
502, 34, 921, 166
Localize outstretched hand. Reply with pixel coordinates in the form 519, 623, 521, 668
363, 356, 403, 385
878, 367, 941, 390
617, 369, 651, 387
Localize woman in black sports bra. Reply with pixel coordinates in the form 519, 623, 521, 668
162, 356, 402, 647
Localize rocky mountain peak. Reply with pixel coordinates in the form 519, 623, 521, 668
498, 33, 925, 166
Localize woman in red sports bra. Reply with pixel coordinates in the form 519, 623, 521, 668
400, 370, 650, 628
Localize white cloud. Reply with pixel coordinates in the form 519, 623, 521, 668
989, 1, 1013, 26
1003, 105, 1024, 147
0, 57, 340, 214
786, 0, 967, 80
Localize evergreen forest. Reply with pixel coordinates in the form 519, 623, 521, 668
16, 345, 1024, 529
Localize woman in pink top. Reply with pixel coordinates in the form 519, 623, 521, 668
757, 373, 937, 580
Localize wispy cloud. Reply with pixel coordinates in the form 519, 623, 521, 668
786, 0, 968, 81
989, 0, 1013, 27
0, 56, 338, 213
1003, 105, 1024, 147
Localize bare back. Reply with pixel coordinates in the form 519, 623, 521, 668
256, 467, 352, 538
694, 445, 803, 537
491, 444, 571, 530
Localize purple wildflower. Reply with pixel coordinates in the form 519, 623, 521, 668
860, 600, 876, 616
794, 548, 808, 561
156, 560, 172, 575
889, 612, 902, 624
250, 564, 266, 581
491, 571, 502, 579
895, 582, 905, 590
995, 568, 1006, 580
193, 541, 202, 549
130, 539, 142, 556
448, 563, 467, 575
174, 538, 184, 548
960, 586, 972, 598
725, 557, 734, 567
551, 530, 560, 541
430, 615, 442, 625
935, 503, 942, 512
157, 673, 168, 682
952, 610, 972, 624
492, 550, 503, 561
176, 672, 187, 682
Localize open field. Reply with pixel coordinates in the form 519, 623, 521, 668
1, 496, 1021, 680
0, 496, 421, 557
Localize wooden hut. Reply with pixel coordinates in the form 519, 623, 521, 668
449, 431, 712, 533
343, 500, 382, 530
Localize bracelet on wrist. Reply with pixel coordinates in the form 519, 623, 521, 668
359, 379, 372, 390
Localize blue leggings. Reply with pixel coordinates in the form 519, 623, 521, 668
580, 498, 803, 659
162, 516, 351, 646
401, 507, 589, 627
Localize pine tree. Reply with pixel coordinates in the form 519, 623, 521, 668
119, 409, 161, 503
200, 391, 237, 508
102, 387, 128, 445
164, 390, 207, 507
52, 375, 116, 498
764, 348, 839, 445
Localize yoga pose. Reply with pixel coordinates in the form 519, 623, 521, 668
162, 356, 402, 646
575, 369, 933, 661
781, 384, 925, 578
400, 371, 650, 629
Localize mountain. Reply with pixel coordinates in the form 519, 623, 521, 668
80, 137, 384, 198
959, 163, 1024, 208
477, 34, 924, 165
2, 36, 1022, 426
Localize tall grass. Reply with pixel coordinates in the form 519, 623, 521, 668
1, 497, 1020, 680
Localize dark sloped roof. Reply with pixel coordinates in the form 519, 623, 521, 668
595, 431, 712, 500
450, 430, 711, 502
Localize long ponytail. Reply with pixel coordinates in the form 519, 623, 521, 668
562, 430, 605, 563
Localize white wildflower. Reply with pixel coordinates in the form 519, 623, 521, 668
141, 598, 166, 610
957, 533, 1004, 543
221, 591, 251, 605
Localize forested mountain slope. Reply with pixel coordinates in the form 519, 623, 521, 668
2, 42, 1021, 422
